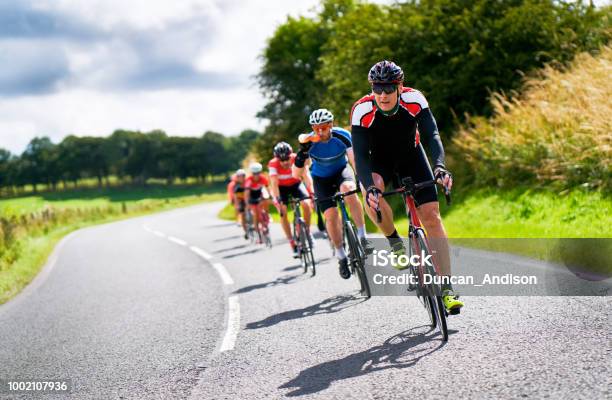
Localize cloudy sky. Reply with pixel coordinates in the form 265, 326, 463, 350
0, 0, 330, 154
0, 0, 608, 155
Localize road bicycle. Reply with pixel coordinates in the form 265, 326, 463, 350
377, 177, 453, 341
316, 189, 371, 298
244, 208, 257, 243
288, 197, 316, 276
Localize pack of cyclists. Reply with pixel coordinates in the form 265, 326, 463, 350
226, 60, 464, 314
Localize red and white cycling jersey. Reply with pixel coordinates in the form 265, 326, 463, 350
244, 174, 269, 191
267, 154, 300, 186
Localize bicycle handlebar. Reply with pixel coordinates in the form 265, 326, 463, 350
279, 196, 313, 218
313, 188, 360, 203
374, 178, 452, 220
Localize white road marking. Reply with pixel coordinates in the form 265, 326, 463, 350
219, 295, 240, 352
153, 230, 166, 238
168, 236, 187, 246
189, 246, 213, 260
212, 263, 234, 285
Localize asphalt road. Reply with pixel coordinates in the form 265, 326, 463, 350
0, 202, 609, 399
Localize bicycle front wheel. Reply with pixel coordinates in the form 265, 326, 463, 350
346, 223, 370, 298
300, 221, 316, 276
415, 229, 448, 341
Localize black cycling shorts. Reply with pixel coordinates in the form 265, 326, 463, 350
279, 182, 309, 205
370, 143, 437, 206
248, 189, 264, 205
313, 165, 355, 213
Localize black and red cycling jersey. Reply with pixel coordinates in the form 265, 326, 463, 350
267, 154, 301, 186
350, 87, 445, 189
244, 175, 269, 191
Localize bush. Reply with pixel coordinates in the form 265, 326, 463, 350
453, 47, 611, 191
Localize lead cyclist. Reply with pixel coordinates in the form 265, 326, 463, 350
350, 60, 464, 313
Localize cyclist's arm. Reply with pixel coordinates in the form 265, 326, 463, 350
346, 147, 357, 176
301, 163, 314, 195
351, 125, 375, 189
293, 147, 310, 179
269, 175, 280, 199
416, 108, 445, 169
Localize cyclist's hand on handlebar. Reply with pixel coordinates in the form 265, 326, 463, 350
365, 186, 382, 210
434, 166, 453, 192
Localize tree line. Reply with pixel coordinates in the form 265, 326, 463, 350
253, 0, 610, 159
0, 129, 259, 194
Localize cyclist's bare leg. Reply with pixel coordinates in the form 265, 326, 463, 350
239, 211, 247, 233
416, 201, 451, 276
323, 207, 343, 248
251, 203, 261, 238
361, 173, 395, 235
302, 201, 312, 228
340, 181, 365, 229
279, 204, 292, 240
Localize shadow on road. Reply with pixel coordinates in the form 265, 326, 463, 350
233, 273, 301, 294
246, 294, 365, 330
215, 243, 250, 253
212, 235, 243, 242
221, 248, 264, 259
282, 264, 302, 272
279, 325, 447, 397
203, 222, 236, 228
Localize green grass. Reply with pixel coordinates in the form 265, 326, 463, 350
438, 188, 610, 238
0, 183, 227, 305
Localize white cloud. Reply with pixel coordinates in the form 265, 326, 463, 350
0, 0, 324, 154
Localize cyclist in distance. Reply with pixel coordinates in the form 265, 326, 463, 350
232, 169, 248, 238
293, 108, 367, 280
350, 60, 463, 312
268, 142, 314, 255
244, 162, 271, 244
227, 172, 239, 222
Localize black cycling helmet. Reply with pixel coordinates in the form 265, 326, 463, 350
273, 141, 292, 160
368, 60, 404, 84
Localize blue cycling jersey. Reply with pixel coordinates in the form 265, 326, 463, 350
308, 127, 352, 178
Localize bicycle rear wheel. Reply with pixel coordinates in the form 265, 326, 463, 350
346, 223, 370, 298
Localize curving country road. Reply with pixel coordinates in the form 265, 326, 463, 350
0, 202, 609, 399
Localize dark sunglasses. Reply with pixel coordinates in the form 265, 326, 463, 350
279, 156, 290, 162
372, 83, 398, 95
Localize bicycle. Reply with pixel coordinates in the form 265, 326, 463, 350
316, 189, 371, 298
258, 207, 273, 248
377, 177, 453, 341
288, 197, 316, 276
244, 208, 257, 243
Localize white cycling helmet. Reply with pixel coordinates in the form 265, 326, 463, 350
309, 108, 334, 125
249, 162, 263, 174
236, 168, 246, 177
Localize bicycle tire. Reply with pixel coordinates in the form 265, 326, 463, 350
346, 223, 370, 298
301, 221, 316, 276
296, 220, 309, 273
415, 230, 448, 341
